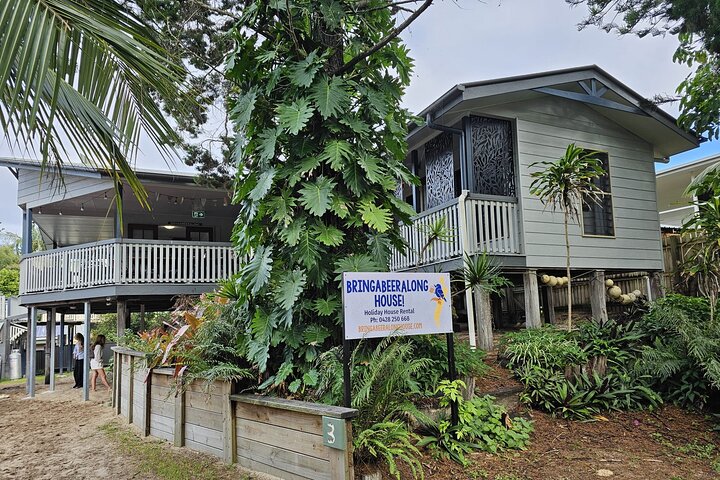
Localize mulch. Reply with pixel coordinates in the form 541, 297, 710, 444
357, 353, 720, 480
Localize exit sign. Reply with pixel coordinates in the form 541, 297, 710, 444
192, 211, 206, 219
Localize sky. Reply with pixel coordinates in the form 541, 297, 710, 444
1, 0, 718, 236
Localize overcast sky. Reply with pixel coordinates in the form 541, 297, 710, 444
1, 0, 717, 235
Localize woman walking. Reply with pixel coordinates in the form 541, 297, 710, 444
72, 333, 84, 388
90, 334, 111, 393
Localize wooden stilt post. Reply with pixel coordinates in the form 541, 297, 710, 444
28, 307, 37, 397
49, 309, 56, 391
541, 286, 556, 325
116, 300, 127, 340
44, 309, 53, 385
523, 270, 541, 329
139, 304, 146, 332
59, 313, 65, 374
83, 301, 91, 401
590, 270, 608, 324
474, 288, 493, 350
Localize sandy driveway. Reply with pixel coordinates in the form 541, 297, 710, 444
0, 375, 150, 480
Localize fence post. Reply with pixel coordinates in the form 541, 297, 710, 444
127, 357, 134, 424
174, 389, 185, 447
143, 368, 152, 437
222, 381, 236, 464
329, 420, 355, 480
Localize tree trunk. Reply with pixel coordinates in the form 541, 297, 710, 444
474, 288, 493, 350
564, 211, 572, 330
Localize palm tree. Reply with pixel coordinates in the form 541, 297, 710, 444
0, 0, 188, 205
529, 143, 605, 330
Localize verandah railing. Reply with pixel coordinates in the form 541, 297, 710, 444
390, 194, 521, 271
20, 239, 242, 295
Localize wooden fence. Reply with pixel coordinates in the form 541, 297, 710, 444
112, 347, 357, 480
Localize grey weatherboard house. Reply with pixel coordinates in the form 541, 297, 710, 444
3, 65, 699, 393
389, 65, 698, 346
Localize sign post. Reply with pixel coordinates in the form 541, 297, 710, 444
341, 272, 457, 423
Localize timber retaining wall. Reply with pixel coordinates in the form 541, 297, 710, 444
112, 347, 357, 480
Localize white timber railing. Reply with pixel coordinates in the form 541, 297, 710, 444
20, 239, 241, 295
390, 194, 521, 271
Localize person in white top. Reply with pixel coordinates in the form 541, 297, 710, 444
90, 334, 111, 393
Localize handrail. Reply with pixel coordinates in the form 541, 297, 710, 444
390, 195, 522, 271
20, 240, 242, 295
22, 238, 235, 260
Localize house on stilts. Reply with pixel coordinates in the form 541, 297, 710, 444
1, 158, 241, 399
389, 65, 698, 347
3, 65, 700, 396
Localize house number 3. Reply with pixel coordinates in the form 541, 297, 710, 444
322, 416, 346, 450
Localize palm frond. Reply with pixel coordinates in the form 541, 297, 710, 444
0, 0, 189, 207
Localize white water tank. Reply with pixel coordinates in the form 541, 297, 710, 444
9, 349, 21, 379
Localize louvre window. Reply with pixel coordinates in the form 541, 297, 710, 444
582, 151, 614, 237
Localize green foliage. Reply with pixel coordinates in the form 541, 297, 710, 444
499, 327, 587, 371
572, 0, 720, 139
517, 366, 661, 420
1, 0, 188, 207
354, 421, 424, 480
0, 267, 19, 297
461, 253, 512, 295
681, 174, 720, 320
635, 295, 720, 408
413, 336, 488, 394
224, 1, 424, 388
502, 323, 663, 419
417, 380, 533, 466
529, 144, 606, 328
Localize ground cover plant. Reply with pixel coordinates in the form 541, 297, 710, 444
501, 294, 720, 423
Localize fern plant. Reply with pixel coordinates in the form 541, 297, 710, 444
354, 421, 424, 480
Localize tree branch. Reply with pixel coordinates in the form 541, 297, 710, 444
334, 0, 434, 76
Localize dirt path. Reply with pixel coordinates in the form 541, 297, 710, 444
0, 376, 150, 479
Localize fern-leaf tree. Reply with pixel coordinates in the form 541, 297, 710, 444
682, 170, 720, 322
0, 0, 188, 204
227, 1, 432, 390
529, 144, 605, 330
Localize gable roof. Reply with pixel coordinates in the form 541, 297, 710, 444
411, 65, 699, 159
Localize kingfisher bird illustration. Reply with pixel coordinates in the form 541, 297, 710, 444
433, 283, 446, 302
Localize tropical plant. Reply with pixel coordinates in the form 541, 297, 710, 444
529, 144, 605, 329
498, 327, 587, 371
1, 0, 188, 205
517, 366, 661, 420
354, 420, 424, 480
417, 380, 533, 466
682, 172, 720, 321
223, 1, 433, 386
635, 295, 720, 409
413, 335, 488, 395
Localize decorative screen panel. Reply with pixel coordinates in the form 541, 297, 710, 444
470, 116, 516, 197
424, 132, 455, 209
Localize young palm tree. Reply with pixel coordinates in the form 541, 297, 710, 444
529, 143, 605, 330
0, 0, 188, 205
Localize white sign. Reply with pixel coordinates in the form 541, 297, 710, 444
342, 272, 453, 340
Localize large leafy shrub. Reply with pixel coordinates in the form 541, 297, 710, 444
635, 294, 720, 409
413, 335, 488, 394
417, 380, 533, 466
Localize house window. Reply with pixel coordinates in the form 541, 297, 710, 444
187, 227, 214, 242
469, 115, 516, 197
128, 224, 158, 240
582, 151, 614, 237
